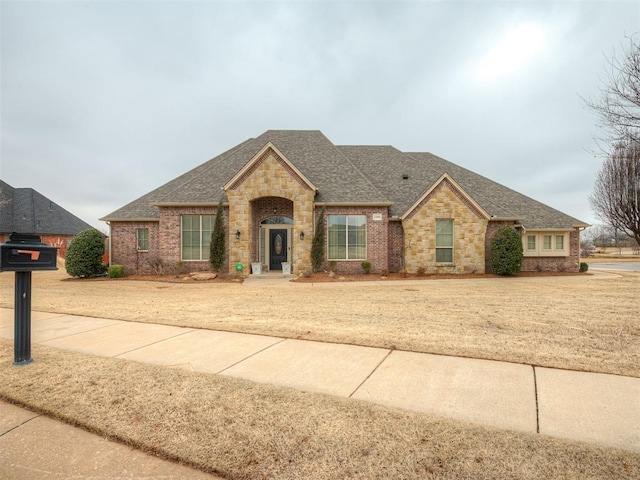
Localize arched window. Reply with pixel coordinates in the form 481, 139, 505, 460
260, 216, 293, 225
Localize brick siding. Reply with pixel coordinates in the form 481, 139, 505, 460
319, 205, 389, 274
485, 222, 581, 273
387, 220, 404, 273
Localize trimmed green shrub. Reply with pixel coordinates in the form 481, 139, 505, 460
361, 261, 372, 274
490, 227, 523, 275
108, 265, 125, 278
580, 262, 589, 273
311, 208, 326, 272
210, 203, 226, 271
66, 228, 106, 278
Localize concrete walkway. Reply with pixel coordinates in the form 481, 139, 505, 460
1, 307, 639, 478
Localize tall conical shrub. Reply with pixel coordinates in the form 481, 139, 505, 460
210, 203, 226, 271
311, 207, 326, 272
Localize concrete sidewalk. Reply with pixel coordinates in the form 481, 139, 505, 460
1, 308, 639, 478
0, 399, 222, 480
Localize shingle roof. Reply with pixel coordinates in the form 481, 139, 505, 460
0, 180, 95, 235
405, 152, 587, 229
101, 130, 588, 229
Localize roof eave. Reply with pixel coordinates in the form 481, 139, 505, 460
314, 202, 394, 207
490, 216, 525, 222
99, 217, 159, 223
152, 202, 220, 208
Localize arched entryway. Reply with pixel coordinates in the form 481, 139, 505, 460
251, 197, 294, 271
260, 216, 292, 270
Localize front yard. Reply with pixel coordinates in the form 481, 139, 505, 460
2, 267, 638, 377
1, 266, 639, 479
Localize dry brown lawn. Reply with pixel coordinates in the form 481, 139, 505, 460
1, 266, 638, 377
1, 341, 638, 479
1, 265, 640, 478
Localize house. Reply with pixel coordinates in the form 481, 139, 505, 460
101, 130, 589, 275
0, 179, 96, 257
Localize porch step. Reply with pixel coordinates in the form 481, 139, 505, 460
243, 272, 294, 286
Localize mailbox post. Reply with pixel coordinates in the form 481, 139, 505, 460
0, 233, 59, 365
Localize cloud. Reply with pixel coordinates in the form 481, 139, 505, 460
1, 1, 639, 231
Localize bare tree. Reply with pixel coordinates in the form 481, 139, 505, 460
590, 140, 640, 246
588, 35, 640, 144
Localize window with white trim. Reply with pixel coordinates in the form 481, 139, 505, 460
526, 235, 536, 251
136, 228, 149, 251
181, 215, 214, 261
523, 232, 569, 256
435, 219, 454, 263
327, 215, 366, 260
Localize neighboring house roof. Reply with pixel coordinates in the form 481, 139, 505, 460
101, 130, 588, 229
0, 180, 94, 235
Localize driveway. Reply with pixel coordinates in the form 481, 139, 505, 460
588, 261, 640, 272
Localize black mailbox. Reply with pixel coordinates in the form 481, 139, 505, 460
0, 233, 58, 272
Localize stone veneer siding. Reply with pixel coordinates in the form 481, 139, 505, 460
225, 150, 315, 275
319, 205, 389, 274
402, 181, 488, 274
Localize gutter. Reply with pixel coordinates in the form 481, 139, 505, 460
314, 202, 394, 207
99, 218, 159, 223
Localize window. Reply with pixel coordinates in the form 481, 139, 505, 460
435, 219, 454, 263
328, 215, 366, 260
182, 215, 214, 261
522, 232, 569, 256
136, 228, 149, 251
527, 235, 536, 250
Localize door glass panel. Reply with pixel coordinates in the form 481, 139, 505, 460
275, 234, 283, 255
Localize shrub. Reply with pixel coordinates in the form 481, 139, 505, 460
380, 268, 389, 276
490, 227, 523, 275
108, 265, 125, 278
176, 261, 187, 275
416, 266, 426, 277
361, 261, 372, 274
311, 208, 326, 272
580, 262, 589, 273
66, 228, 106, 278
210, 203, 226, 271
149, 257, 165, 276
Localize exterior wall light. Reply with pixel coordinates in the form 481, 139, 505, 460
299, 231, 305, 241
235, 230, 241, 240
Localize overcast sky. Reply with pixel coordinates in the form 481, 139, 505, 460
2, 0, 639, 232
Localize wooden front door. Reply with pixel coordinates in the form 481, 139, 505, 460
269, 229, 287, 271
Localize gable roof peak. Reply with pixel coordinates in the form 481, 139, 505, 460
223, 141, 318, 192
402, 173, 490, 220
